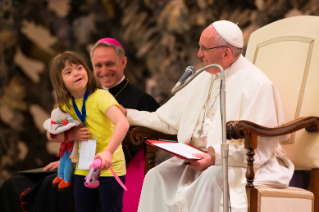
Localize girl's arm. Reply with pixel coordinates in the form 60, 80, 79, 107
95, 105, 129, 170
46, 131, 65, 143
46, 125, 91, 143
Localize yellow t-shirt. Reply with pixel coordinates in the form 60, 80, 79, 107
62, 89, 126, 177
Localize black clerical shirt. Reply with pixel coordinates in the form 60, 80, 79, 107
108, 78, 160, 163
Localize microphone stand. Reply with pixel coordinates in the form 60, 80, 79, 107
172, 64, 229, 212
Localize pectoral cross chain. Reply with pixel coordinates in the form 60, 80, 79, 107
198, 128, 203, 137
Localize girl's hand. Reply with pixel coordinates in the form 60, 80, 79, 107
94, 151, 112, 170
69, 124, 90, 141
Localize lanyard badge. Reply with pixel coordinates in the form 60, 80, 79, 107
72, 91, 97, 170
72, 91, 90, 127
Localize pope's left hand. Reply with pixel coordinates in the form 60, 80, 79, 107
185, 153, 215, 171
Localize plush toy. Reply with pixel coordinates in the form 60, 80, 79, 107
43, 108, 80, 191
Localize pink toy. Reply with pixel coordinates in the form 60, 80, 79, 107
84, 159, 101, 189
84, 158, 128, 191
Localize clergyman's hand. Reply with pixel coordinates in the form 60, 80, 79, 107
43, 161, 59, 171
119, 105, 127, 116
185, 153, 215, 171
69, 124, 90, 141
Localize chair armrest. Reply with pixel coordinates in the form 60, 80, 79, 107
226, 116, 319, 140
226, 116, 319, 189
123, 126, 177, 146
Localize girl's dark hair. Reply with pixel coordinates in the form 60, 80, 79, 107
49, 51, 101, 110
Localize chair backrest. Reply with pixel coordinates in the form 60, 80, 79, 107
245, 15, 319, 170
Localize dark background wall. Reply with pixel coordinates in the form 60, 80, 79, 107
1, 0, 318, 185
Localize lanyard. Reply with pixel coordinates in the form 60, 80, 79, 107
72, 91, 90, 127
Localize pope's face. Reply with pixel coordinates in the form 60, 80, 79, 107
91, 46, 127, 88
197, 26, 226, 74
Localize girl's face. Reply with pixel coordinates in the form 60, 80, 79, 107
62, 63, 88, 98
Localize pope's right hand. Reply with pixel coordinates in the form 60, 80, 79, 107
119, 105, 127, 116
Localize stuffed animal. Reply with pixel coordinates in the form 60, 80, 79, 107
43, 108, 81, 191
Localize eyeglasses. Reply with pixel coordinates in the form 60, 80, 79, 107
198, 43, 228, 55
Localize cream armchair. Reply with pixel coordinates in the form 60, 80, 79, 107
240, 15, 319, 212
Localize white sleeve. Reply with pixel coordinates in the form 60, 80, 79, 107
212, 136, 279, 168
126, 84, 189, 135
208, 80, 285, 168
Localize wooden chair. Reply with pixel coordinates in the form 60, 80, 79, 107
226, 118, 318, 212
124, 15, 319, 212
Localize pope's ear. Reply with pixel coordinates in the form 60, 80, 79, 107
223, 48, 232, 59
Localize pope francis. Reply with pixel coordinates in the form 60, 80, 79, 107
122, 20, 294, 212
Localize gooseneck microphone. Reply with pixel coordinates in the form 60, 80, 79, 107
179, 66, 196, 84
172, 66, 196, 92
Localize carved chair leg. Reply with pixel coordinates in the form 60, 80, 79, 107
246, 147, 255, 188
246, 147, 257, 212
246, 187, 258, 212
245, 134, 257, 212
144, 145, 158, 175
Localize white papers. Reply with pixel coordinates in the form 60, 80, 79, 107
152, 143, 203, 159
78, 139, 96, 170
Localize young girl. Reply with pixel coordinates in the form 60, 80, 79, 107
48, 51, 129, 212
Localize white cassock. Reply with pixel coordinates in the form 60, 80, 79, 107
127, 55, 294, 212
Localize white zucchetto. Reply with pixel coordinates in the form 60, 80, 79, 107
212, 20, 243, 48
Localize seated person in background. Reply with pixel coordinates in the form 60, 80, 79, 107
0, 38, 159, 212
120, 20, 294, 212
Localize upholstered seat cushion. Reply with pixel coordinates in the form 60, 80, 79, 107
255, 186, 314, 212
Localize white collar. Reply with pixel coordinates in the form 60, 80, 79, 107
215, 55, 243, 79
102, 75, 126, 91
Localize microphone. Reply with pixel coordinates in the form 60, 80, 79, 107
179, 66, 196, 84
173, 66, 196, 91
